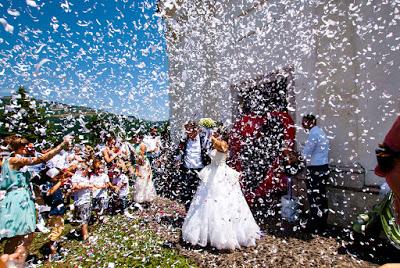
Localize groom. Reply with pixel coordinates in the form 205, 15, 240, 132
176, 121, 211, 211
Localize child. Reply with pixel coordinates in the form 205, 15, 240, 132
41, 169, 68, 260
71, 164, 92, 240
182, 127, 261, 251
111, 167, 133, 218
90, 161, 110, 220
133, 156, 156, 204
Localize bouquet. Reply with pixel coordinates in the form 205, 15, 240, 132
199, 118, 216, 129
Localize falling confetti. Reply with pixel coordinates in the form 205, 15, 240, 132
0, 0, 399, 267
0, 18, 14, 34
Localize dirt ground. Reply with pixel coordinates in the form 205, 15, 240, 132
135, 197, 397, 268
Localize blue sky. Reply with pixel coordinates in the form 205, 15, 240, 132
0, 0, 169, 121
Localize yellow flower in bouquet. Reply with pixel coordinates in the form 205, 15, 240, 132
199, 118, 216, 128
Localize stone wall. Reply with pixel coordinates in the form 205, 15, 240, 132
293, 166, 383, 228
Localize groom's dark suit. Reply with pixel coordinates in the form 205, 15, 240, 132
176, 132, 211, 211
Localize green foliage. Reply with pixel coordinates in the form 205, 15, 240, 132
0, 86, 169, 146
83, 113, 169, 146
0, 86, 58, 144
0, 216, 195, 267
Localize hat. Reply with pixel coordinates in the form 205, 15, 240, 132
46, 168, 60, 179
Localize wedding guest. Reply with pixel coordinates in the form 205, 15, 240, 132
83, 145, 95, 162
24, 143, 49, 233
128, 133, 147, 177
128, 132, 145, 153
67, 145, 85, 166
71, 164, 92, 240
143, 127, 162, 164
119, 138, 135, 177
250, 111, 296, 206
301, 114, 330, 232
133, 156, 156, 204
25, 143, 46, 180
111, 167, 133, 218
46, 146, 72, 172
102, 136, 122, 170
0, 135, 72, 266
90, 160, 110, 220
41, 169, 69, 261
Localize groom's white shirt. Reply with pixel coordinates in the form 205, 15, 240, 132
184, 135, 203, 169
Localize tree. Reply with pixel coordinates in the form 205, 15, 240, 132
0, 86, 57, 143
85, 113, 108, 146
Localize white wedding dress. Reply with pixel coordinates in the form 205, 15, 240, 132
134, 159, 156, 203
182, 150, 261, 250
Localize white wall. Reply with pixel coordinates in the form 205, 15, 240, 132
351, 0, 400, 185
163, 0, 400, 185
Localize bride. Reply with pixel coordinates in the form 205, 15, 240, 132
182, 127, 261, 250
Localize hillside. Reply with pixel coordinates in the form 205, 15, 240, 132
1, 96, 122, 119
0, 94, 168, 144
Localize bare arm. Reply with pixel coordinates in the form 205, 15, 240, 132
10, 140, 70, 170
48, 180, 63, 196
72, 182, 92, 191
103, 148, 119, 163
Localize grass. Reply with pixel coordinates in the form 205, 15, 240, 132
1, 215, 196, 268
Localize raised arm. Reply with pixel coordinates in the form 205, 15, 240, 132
103, 147, 121, 163
10, 136, 72, 170
102, 148, 114, 163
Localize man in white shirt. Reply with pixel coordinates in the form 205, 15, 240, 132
176, 121, 211, 211
301, 114, 330, 233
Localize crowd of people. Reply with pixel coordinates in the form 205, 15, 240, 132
0, 129, 163, 266
0, 113, 399, 267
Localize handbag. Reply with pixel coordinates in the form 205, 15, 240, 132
281, 177, 300, 222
